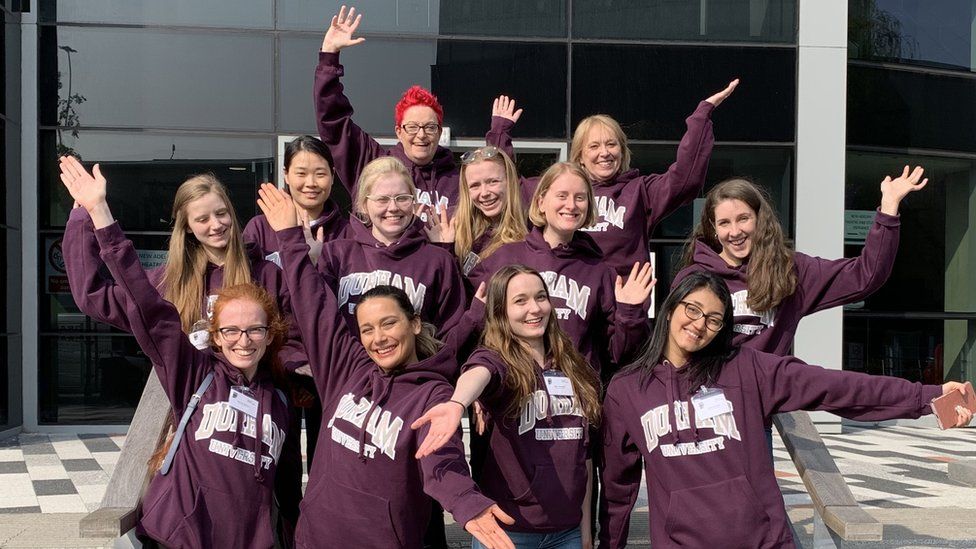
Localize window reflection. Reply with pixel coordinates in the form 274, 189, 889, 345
39, 0, 273, 28
440, 0, 567, 38
844, 316, 975, 383
278, 0, 439, 34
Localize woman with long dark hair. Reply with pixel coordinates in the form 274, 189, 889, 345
599, 271, 973, 548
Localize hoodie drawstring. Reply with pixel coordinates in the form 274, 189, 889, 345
356, 370, 396, 462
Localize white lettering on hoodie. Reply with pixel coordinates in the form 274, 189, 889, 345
194, 401, 286, 463
337, 271, 427, 313
640, 399, 741, 455
730, 289, 776, 336
326, 392, 405, 460
580, 195, 626, 233
517, 390, 585, 436
538, 271, 591, 320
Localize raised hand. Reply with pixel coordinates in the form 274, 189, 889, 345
941, 382, 975, 428
297, 207, 326, 264
614, 262, 656, 305
321, 5, 365, 53
59, 156, 107, 213
491, 95, 523, 124
464, 505, 516, 549
257, 183, 299, 231
423, 205, 456, 243
880, 165, 927, 216
705, 78, 740, 108
472, 400, 488, 435
410, 400, 464, 459
473, 282, 487, 305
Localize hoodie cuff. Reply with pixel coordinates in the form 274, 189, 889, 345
68, 205, 95, 226
919, 384, 944, 416
318, 50, 340, 67
616, 302, 647, 325
275, 226, 306, 246
874, 208, 902, 227
692, 100, 716, 119
489, 116, 515, 133
93, 220, 127, 249
448, 493, 496, 532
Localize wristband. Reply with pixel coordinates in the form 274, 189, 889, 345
448, 399, 466, 410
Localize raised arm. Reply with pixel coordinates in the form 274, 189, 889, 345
315, 5, 384, 195
642, 80, 737, 226
257, 183, 370, 395
608, 263, 655, 365
485, 95, 521, 160
598, 390, 644, 549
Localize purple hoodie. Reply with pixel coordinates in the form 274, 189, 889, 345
672, 210, 900, 355
314, 51, 514, 212
463, 348, 590, 533
93, 221, 291, 549
599, 347, 942, 548
468, 226, 649, 374
243, 199, 350, 266
317, 215, 467, 336
276, 225, 494, 549
516, 102, 715, 277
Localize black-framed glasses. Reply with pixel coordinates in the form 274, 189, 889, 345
399, 123, 441, 135
218, 326, 270, 341
366, 194, 415, 207
460, 146, 500, 165
679, 302, 725, 332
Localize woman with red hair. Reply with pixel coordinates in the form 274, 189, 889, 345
315, 5, 519, 214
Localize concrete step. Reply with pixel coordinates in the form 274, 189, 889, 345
789, 507, 976, 548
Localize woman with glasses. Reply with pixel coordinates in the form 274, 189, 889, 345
60, 162, 294, 548
599, 271, 973, 548
318, 156, 467, 339
315, 5, 518, 213
468, 162, 655, 378
425, 146, 527, 277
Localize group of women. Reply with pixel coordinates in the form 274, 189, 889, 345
59, 4, 973, 549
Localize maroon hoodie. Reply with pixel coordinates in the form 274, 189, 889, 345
317, 215, 467, 336
468, 226, 649, 374
672, 210, 900, 355
92, 221, 291, 549
243, 199, 350, 267
599, 347, 942, 548
314, 51, 514, 212
275, 225, 494, 549
464, 348, 590, 533
516, 102, 714, 277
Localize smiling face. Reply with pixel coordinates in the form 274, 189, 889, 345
285, 151, 333, 214
213, 298, 269, 379
580, 124, 622, 183
464, 159, 508, 219
505, 273, 551, 342
394, 105, 441, 166
364, 172, 415, 244
184, 192, 233, 255
356, 296, 422, 371
538, 172, 589, 240
713, 198, 757, 266
666, 287, 725, 365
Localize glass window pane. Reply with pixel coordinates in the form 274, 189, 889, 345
849, 0, 976, 73
5, 227, 20, 336
637, 145, 794, 239
846, 151, 976, 314
281, 38, 568, 139
39, 130, 274, 230
3, 15, 21, 118
39, 335, 149, 424
573, 0, 796, 43
4, 115, 20, 230
39, 26, 274, 131
844, 316, 975, 383
278, 0, 439, 33
848, 65, 976, 153
0, 336, 8, 426
38, 0, 273, 28
573, 45, 795, 142
440, 1, 567, 38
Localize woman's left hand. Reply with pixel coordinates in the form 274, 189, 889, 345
880, 165, 927, 215
423, 205, 456, 243
464, 505, 516, 549
257, 183, 299, 231
492, 95, 523, 124
705, 78, 740, 107
941, 382, 975, 428
410, 400, 465, 458
297, 207, 326, 264
614, 262, 656, 305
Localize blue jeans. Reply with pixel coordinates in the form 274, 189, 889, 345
472, 527, 581, 549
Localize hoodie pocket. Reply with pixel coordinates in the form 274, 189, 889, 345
170, 485, 272, 548
297, 477, 404, 548
664, 475, 769, 548
513, 463, 587, 523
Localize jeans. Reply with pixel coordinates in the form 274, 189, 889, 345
472, 527, 582, 549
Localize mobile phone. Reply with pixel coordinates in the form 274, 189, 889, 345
930, 381, 976, 430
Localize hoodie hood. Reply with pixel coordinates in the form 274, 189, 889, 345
692, 238, 749, 280
524, 224, 604, 260
346, 213, 428, 259
389, 143, 457, 182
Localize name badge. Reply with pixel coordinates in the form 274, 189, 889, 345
229, 386, 259, 418
188, 319, 210, 350
543, 370, 575, 397
690, 386, 733, 420
461, 252, 481, 276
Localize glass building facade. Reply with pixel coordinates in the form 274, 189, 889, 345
0, 1, 971, 428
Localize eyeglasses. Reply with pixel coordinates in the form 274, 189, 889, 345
366, 193, 415, 207
460, 146, 500, 165
678, 302, 725, 332
218, 326, 270, 341
399, 123, 441, 135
